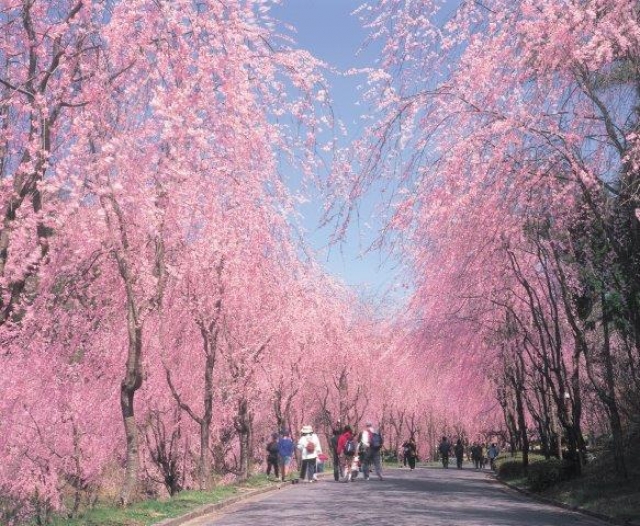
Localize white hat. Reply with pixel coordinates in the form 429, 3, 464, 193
301, 425, 313, 434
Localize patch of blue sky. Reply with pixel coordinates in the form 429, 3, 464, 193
271, 0, 409, 306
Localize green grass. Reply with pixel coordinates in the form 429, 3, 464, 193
496, 451, 640, 523
50, 476, 272, 526
540, 465, 640, 523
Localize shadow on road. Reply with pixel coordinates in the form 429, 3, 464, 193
192, 466, 609, 526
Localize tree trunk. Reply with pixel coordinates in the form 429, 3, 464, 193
601, 293, 628, 478
235, 397, 252, 480
120, 379, 140, 505
337, 368, 348, 422
199, 420, 211, 489
514, 377, 529, 469
119, 314, 143, 505
199, 348, 215, 489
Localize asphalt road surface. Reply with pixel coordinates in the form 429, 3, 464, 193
183, 465, 609, 526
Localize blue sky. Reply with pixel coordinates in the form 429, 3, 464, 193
272, 0, 407, 303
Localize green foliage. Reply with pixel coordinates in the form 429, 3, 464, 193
0, 490, 23, 526
526, 458, 566, 492
494, 450, 640, 521
384, 450, 398, 462
496, 459, 525, 480
539, 449, 640, 523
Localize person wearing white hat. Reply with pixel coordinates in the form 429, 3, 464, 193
297, 425, 322, 482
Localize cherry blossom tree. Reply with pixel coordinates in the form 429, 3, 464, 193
339, 0, 640, 473
1, 0, 339, 516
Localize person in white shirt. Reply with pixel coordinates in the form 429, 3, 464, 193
297, 425, 322, 482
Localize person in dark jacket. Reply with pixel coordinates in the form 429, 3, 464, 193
454, 438, 465, 469
266, 432, 280, 479
439, 436, 451, 468
402, 437, 418, 470
471, 442, 482, 469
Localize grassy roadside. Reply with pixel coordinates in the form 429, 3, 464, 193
50, 476, 275, 526
495, 452, 640, 524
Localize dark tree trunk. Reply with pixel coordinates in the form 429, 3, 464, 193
119, 323, 143, 506
600, 292, 628, 478
235, 397, 253, 480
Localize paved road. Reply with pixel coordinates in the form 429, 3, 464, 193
183, 466, 608, 526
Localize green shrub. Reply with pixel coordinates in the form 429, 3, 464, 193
527, 458, 564, 492
497, 459, 525, 480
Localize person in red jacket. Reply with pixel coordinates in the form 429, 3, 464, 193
336, 425, 355, 480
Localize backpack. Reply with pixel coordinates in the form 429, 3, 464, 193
370, 432, 383, 450
305, 439, 316, 453
344, 440, 356, 456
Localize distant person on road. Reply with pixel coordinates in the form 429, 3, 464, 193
297, 425, 322, 482
361, 422, 384, 480
402, 437, 418, 470
471, 442, 482, 469
439, 436, 451, 468
266, 432, 280, 480
481, 443, 487, 469
488, 443, 500, 471
454, 438, 465, 469
278, 429, 295, 482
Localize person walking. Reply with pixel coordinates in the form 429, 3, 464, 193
470, 442, 482, 469
439, 436, 451, 468
402, 437, 418, 470
337, 425, 356, 481
454, 438, 465, 469
488, 443, 500, 471
360, 422, 384, 480
265, 432, 280, 480
277, 429, 295, 482
297, 425, 322, 482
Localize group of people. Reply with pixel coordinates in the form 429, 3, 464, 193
438, 436, 501, 470
470, 442, 500, 470
330, 422, 385, 482
265, 425, 328, 483
266, 426, 502, 484
265, 429, 299, 482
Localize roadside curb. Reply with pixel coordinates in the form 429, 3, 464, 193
495, 476, 640, 526
153, 481, 290, 526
